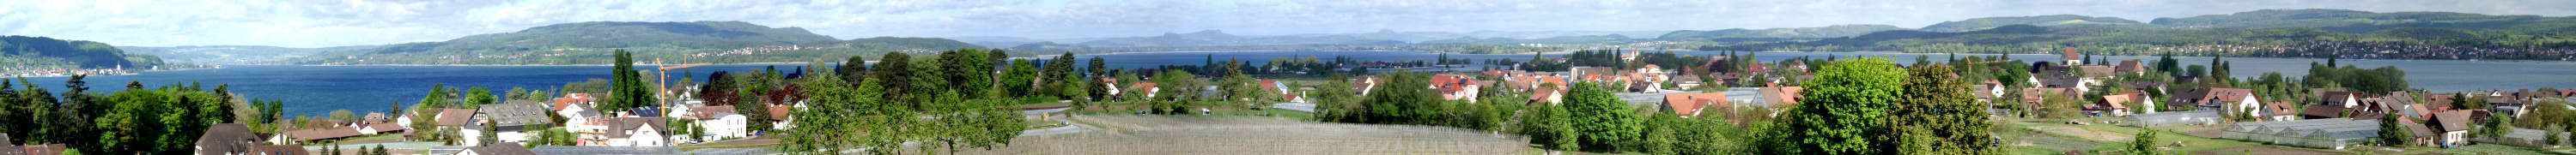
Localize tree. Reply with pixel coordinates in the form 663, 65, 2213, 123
1893, 65, 1994, 154
465, 87, 495, 108
840, 56, 870, 86
1002, 59, 1040, 97
504, 87, 528, 102
480, 120, 498, 146
2476, 110, 2514, 140
1644, 112, 1683, 155
1565, 81, 1641, 152
2132, 128, 2160, 155
1517, 102, 1579, 152
1777, 57, 1904, 154
1085, 57, 1109, 101
2380, 111, 2413, 146
606, 50, 655, 111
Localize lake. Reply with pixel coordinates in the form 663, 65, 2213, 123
25, 51, 2575, 116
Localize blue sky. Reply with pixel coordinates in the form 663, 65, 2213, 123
3, 0, 2573, 48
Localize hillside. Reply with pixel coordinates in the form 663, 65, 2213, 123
1655, 24, 1908, 42
2150, 9, 2576, 33
1071, 30, 1407, 47
1, 36, 164, 69
1919, 15, 2149, 32
120, 45, 375, 64
295, 21, 981, 65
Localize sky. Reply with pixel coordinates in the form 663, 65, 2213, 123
3, 0, 2574, 48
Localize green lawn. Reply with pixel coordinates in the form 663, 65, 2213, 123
2005, 121, 2312, 154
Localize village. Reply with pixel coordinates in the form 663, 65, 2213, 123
0, 47, 2549, 154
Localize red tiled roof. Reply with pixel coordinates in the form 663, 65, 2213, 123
1663, 93, 1727, 116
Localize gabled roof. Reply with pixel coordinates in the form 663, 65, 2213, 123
769, 104, 793, 120
607, 117, 669, 139
2431, 110, 2474, 132
365, 112, 390, 122
478, 103, 554, 128
2300, 104, 2346, 118
284, 128, 361, 141
465, 142, 539, 155
195, 123, 262, 155
2114, 60, 2144, 73
1662, 93, 1727, 116
368, 123, 407, 132
437, 108, 477, 126
691, 105, 738, 120
2061, 47, 2081, 61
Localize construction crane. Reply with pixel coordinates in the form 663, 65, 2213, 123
653, 58, 708, 116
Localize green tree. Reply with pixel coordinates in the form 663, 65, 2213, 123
1777, 57, 1904, 154
2379, 111, 2413, 146
1002, 59, 1040, 97
1565, 81, 1641, 152
2133, 128, 2160, 155
606, 50, 655, 111
464, 87, 495, 108
1644, 112, 1684, 155
1085, 57, 1109, 101
1893, 65, 1995, 154
2476, 110, 2514, 140
1517, 102, 1579, 152
480, 120, 498, 146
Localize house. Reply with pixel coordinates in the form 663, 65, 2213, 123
2300, 104, 2349, 119
553, 93, 598, 119
364, 112, 390, 123
2322, 92, 2362, 109
690, 106, 749, 140
1352, 76, 1378, 96
1098, 78, 1121, 98
280, 128, 361, 144
467, 102, 554, 146
1660, 93, 1728, 117
454, 142, 538, 155
2059, 47, 2082, 66
2217, 118, 2381, 149
1760, 86, 1804, 107
437, 108, 477, 127
2427, 110, 2474, 146
1528, 86, 1564, 105
2120, 92, 2158, 113
1673, 75, 1704, 89
2124, 110, 2221, 127
2265, 102, 2301, 121
2088, 93, 2134, 116
195, 123, 266, 155
2172, 88, 2260, 117
1129, 82, 1162, 98
2114, 60, 2145, 75
358, 122, 407, 135
1430, 74, 1480, 102
604, 117, 670, 146
769, 104, 795, 130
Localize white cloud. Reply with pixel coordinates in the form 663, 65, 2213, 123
0, 0, 2571, 47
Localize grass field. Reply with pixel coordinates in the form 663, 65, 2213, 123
951, 115, 1527, 154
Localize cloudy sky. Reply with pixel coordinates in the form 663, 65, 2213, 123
3, 0, 2573, 48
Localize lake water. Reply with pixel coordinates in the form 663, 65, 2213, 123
24, 51, 2574, 116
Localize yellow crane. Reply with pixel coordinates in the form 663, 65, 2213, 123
653, 58, 708, 116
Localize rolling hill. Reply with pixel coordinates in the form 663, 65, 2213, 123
2, 36, 165, 69
295, 21, 982, 65
1654, 24, 1909, 42
2150, 9, 2576, 34
120, 45, 375, 64
1919, 15, 2150, 32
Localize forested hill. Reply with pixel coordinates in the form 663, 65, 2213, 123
1919, 15, 2149, 32
120, 45, 376, 64
1, 36, 164, 69
294, 21, 982, 65
2150, 9, 2576, 33
1655, 25, 1908, 41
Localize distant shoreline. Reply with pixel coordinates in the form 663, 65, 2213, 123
289, 62, 824, 67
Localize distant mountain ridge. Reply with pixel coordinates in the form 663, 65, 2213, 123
2150, 9, 2576, 33
296, 21, 981, 65
1, 36, 164, 69
120, 45, 375, 64
1656, 25, 1909, 41
1920, 15, 2148, 32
